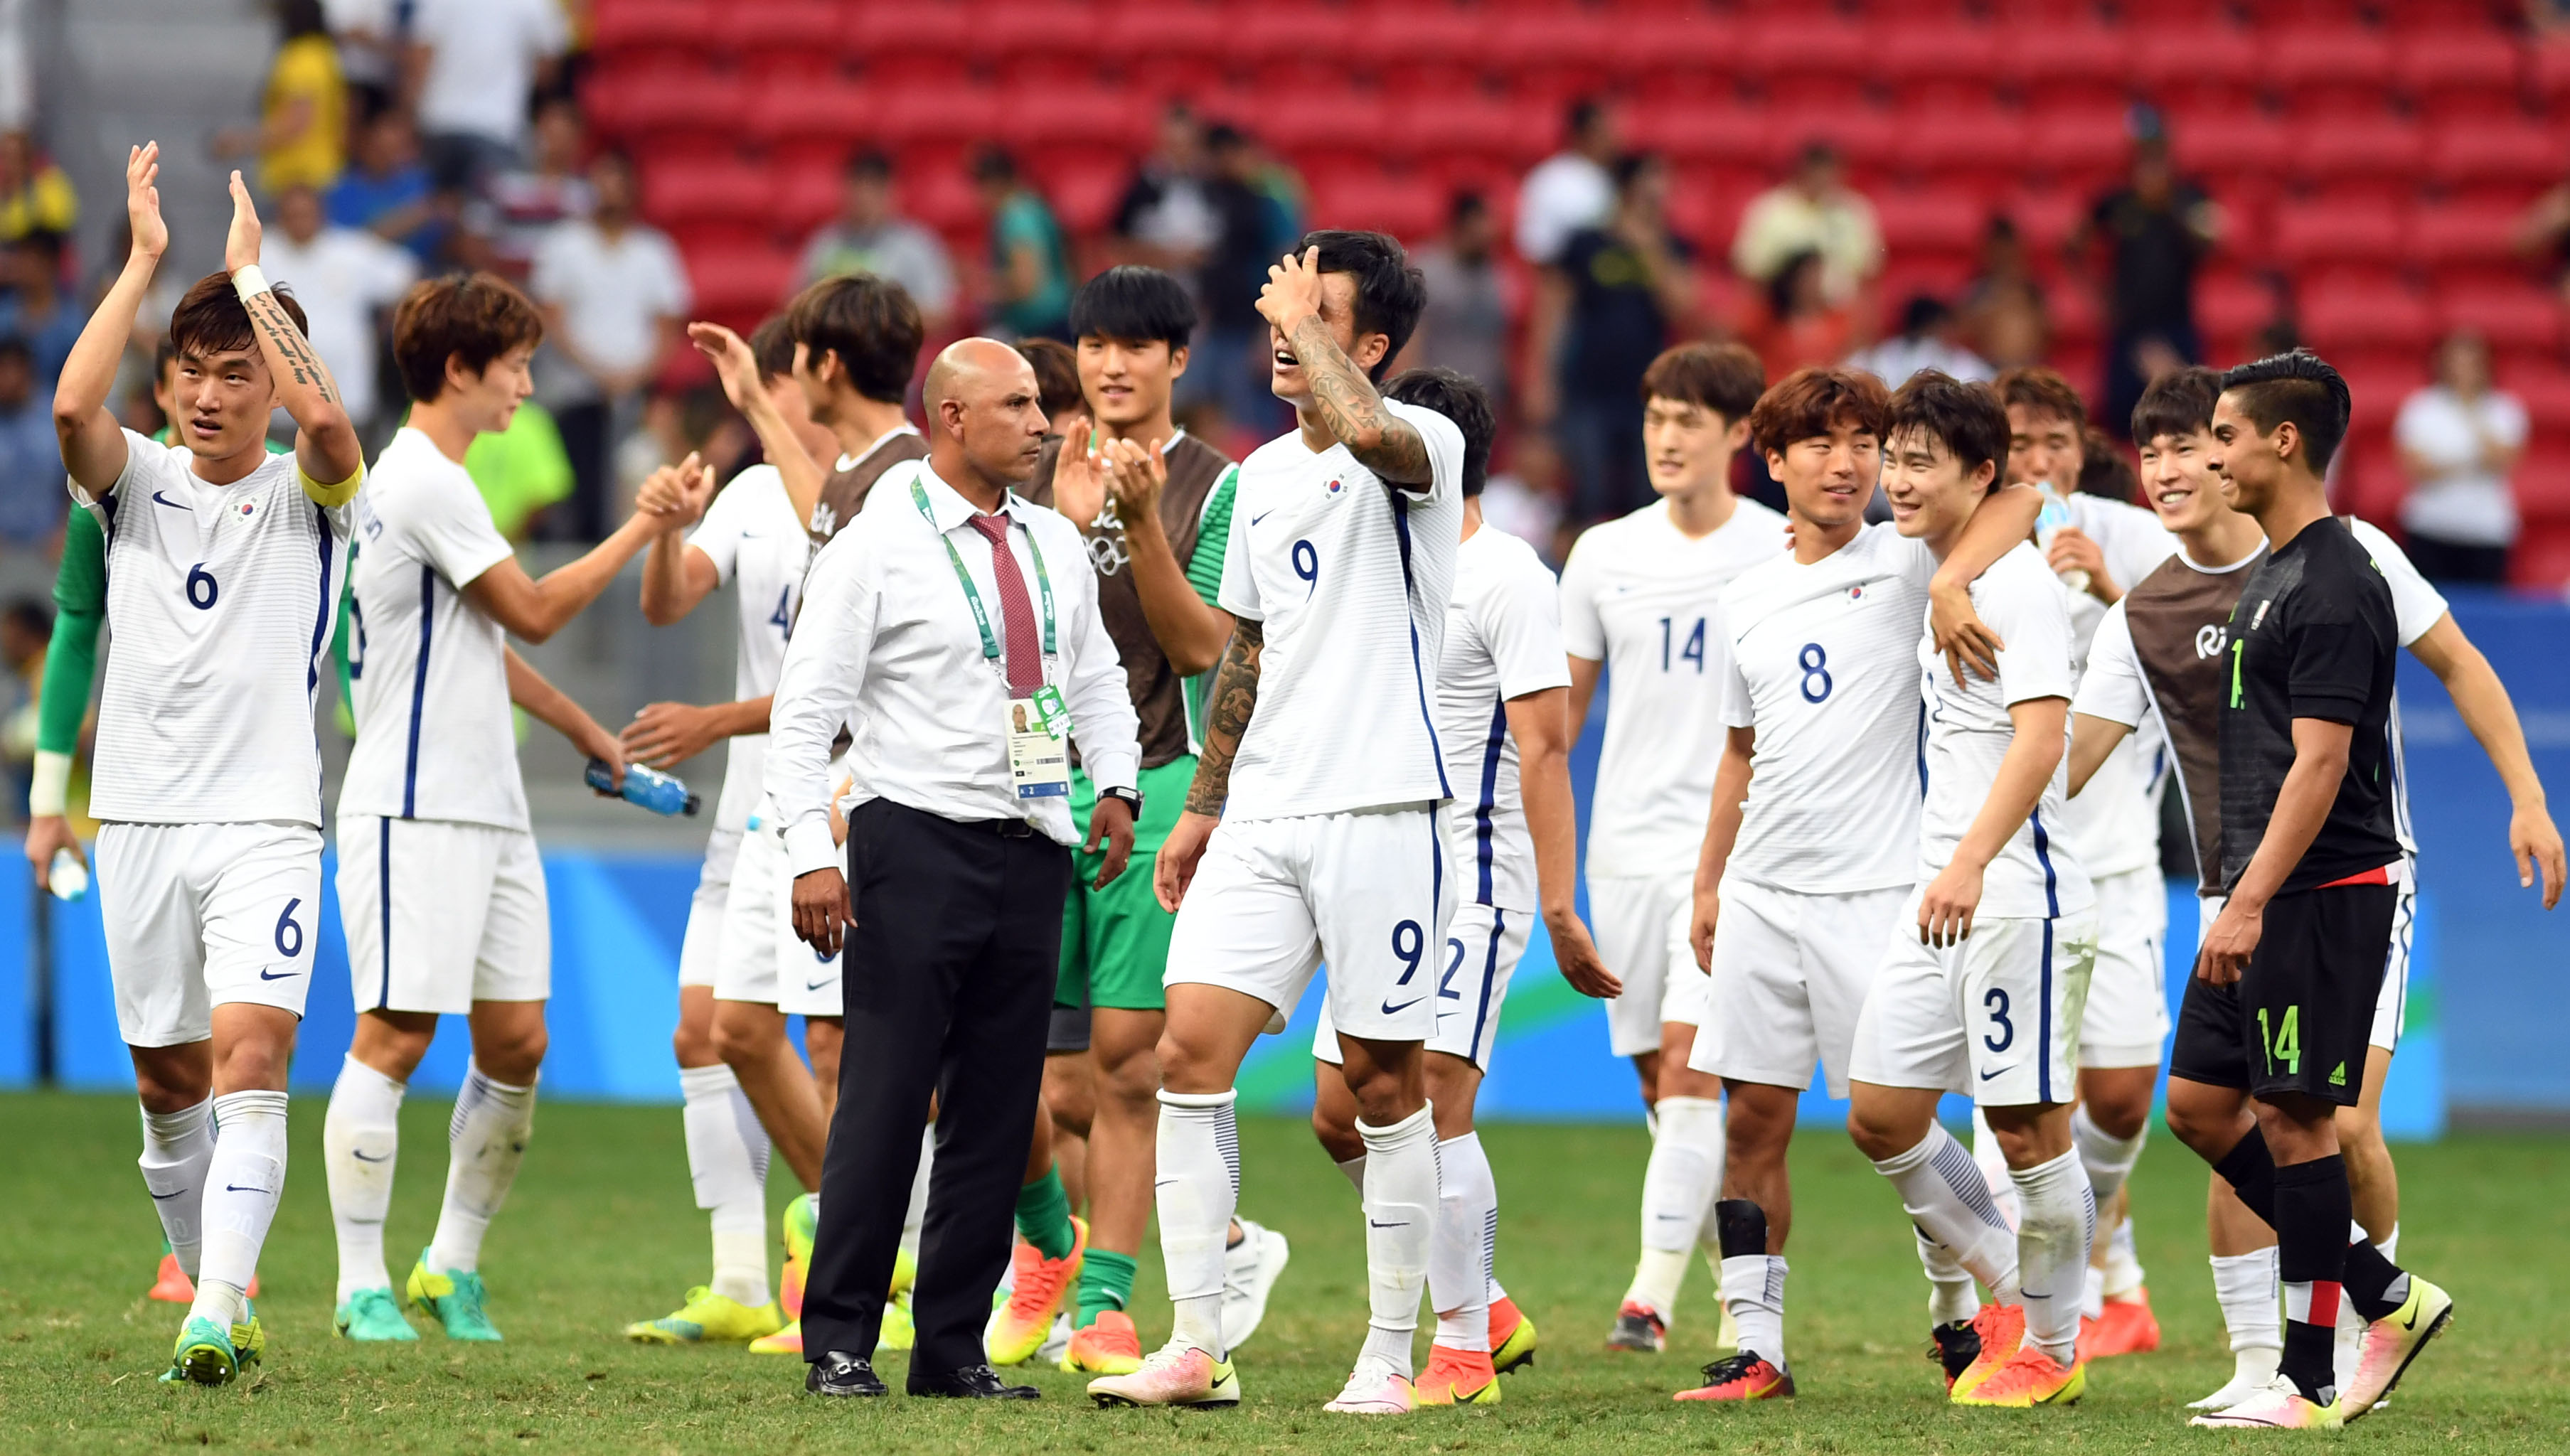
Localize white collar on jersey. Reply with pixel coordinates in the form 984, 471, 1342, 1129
834, 422, 923, 473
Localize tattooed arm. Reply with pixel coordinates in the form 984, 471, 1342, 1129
1158, 616, 1263, 911
1258, 247, 1431, 484
225, 171, 364, 492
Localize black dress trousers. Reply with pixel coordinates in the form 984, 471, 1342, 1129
801, 797, 1072, 1379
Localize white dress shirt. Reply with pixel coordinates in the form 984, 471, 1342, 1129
768, 464, 1139, 876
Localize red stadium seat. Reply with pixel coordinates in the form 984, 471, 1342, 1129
1763, 106, 1897, 173
2135, 28, 2263, 114
2272, 26, 2395, 117
2411, 201, 2533, 285
2011, 22, 2128, 112
1872, 188, 1988, 262
686, 242, 800, 318
2299, 116, 2427, 184
1995, 186, 2082, 256
641, 157, 772, 227
2396, 29, 2526, 122
1373, 4, 1493, 63
2300, 284, 2436, 354
2428, 122, 2566, 191
1259, 88, 1392, 161
2507, 519, 2570, 587
1100, 1, 1227, 65
774, 154, 847, 231
2170, 109, 2296, 188
2510, 363, 2570, 431
1877, 22, 1999, 108
1030, 154, 1126, 233
732, 2, 848, 56
1235, 6, 1355, 88
2022, 102, 2128, 191
1740, 17, 1878, 113
1003, 85, 1148, 152
1489, 10, 1617, 100
846, 1, 976, 82
867, 82, 1003, 148
1607, 11, 1743, 92
747, 77, 876, 146
2529, 36, 2570, 109
2196, 269, 2284, 355
1626, 98, 1769, 167
582, 65, 750, 142
1390, 95, 1552, 168
589, 0, 713, 58
975, 1, 1104, 82
2436, 282, 2564, 353
905, 163, 986, 232
2272, 202, 2409, 267
1892, 107, 2027, 195
1306, 169, 1441, 241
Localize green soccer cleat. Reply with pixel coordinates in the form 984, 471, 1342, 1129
164, 1315, 242, 1387
406, 1251, 503, 1342
878, 1286, 916, 1353
780, 1194, 818, 1320
336, 1286, 418, 1342
625, 1286, 784, 1344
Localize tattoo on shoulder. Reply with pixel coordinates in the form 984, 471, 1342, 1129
1289, 316, 1428, 483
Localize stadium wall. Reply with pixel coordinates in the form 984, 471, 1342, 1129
0, 593, 2556, 1130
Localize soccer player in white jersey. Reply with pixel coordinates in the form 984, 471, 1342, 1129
1086, 232, 1463, 1415
1992, 367, 2180, 1356
1844, 371, 2099, 1411
619, 315, 843, 1346
1557, 342, 1783, 1352
56, 150, 366, 1386
1674, 367, 2038, 1402
324, 272, 676, 1344
1308, 367, 1617, 1406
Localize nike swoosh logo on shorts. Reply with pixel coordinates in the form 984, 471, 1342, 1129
1979, 1066, 2012, 1081
257, 968, 299, 980
806, 979, 833, 992
1381, 997, 1424, 1016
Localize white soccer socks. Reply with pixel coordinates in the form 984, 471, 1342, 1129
324, 1055, 407, 1300
2210, 1247, 2283, 1393
679, 1063, 771, 1308
2072, 1106, 2148, 1312
1334, 1153, 1367, 1195
1156, 1088, 1240, 1357
1627, 1093, 1723, 1318
1714, 1199, 1788, 1369
1431, 1131, 1497, 1352
2009, 1147, 2096, 1367
425, 1063, 536, 1276
1873, 1122, 2022, 1305
193, 1090, 289, 1328
1356, 1104, 1438, 1379
1916, 1226, 1982, 1327
139, 1098, 215, 1283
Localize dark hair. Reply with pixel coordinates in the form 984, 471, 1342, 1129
1994, 364, 2087, 431
169, 271, 311, 364
1205, 122, 1248, 153
2131, 363, 2224, 444
843, 147, 892, 181
152, 337, 179, 380
1566, 96, 1604, 140
1294, 230, 1426, 381
2, 596, 49, 641
1749, 365, 1888, 458
1766, 247, 1824, 321
1898, 294, 1951, 338
390, 272, 544, 403
11, 227, 64, 264
2220, 348, 2352, 472
280, 0, 327, 38
1797, 139, 1841, 170
971, 145, 1020, 183
1611, 149, 1659, 193
1015, 337, 1084, 422
1385, 368, 1495, 498
1640, 341, 1764, 422
1884, 370, 2010, 484
1447, 191, 1487, 229
0, 335, 29, 368
783, 273, 924, 404
1069, 264, 1197, 350
2079, 427, 2140, 505
747, 314, 796, 384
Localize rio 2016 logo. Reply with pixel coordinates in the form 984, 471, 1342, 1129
2195, 623, 2228, 659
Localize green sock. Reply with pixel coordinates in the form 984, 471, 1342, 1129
1075, 1249, 1139, 1328
1014, 1167, 1076, 1260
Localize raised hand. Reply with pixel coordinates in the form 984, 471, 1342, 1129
1050, 423, 1107, 528
127, 144, 167, 261
1100, 435, 1168, 520
1254, 246, 1326, 334
224, 170, 265, 274
687, 321, 760, 412
635, 452, 716, 527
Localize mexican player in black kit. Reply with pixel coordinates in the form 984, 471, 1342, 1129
2168, 352, 2452, 1432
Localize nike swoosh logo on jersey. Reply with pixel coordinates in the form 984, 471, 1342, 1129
152, 491, 191, 510
1381, 997, 1424, 1016
1249, 510, 1274, 525
257, 968, 299, 980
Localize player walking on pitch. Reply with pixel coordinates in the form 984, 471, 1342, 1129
1675, 367, 2037, 1401
1087, 234, 1464, 1415
324, 271, 668, 1344
57, 147, 366, 1385
1310, 365, 1619, 1405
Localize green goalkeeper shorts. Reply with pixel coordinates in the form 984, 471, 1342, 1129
1057, 756, 1197, 1013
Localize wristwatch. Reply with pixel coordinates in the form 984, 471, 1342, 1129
1099, 786, 1144, 818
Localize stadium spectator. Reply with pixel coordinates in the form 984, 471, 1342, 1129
213, 0, 345, 195
2396, 330, 2527, 585
1111, 103, 1218, 274
0, 129, 72, 243
1535, 151, 1697, 524
970, 146, 1072, 342
407, 0, 567, 193
328, 106, 442, 264
2076, 111, 2220, 437
1518, 96, 1619, 268
324, 0, 400, 112
0, 230, 80, 388
1730, 140, 1882, 308
465, 398, 576, 542
1402, 191, 1512, 414
1739, 248, 1855, 384
486, 95, 594, 282
1016, 335, 1089, 440
1961, 215, 2049, 370
531, 151, 690, 540
258, 185, 418, 436
0, 335, 58, 547
2078, 424, 2141, 507
1183, 123, 1292, 432
1846, 294, 1992, 387
795, 149, 956, 336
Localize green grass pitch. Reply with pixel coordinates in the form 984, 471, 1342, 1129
6, 1090, 2570, 1452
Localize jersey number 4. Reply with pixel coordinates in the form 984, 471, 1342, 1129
1658, 616, 1705, 673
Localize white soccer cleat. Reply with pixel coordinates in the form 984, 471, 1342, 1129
1086, 1339, 1241, 1408
1323, 1357, 1417, 1415
2186, 1374, 2342, 1430
1220, 1218, 1292, 1351
2187, 1361, 2281, 1413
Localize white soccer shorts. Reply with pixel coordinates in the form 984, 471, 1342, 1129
337, 815, 550, 1015
2199, 876, 2414, 1054
2078, 865, 2172, 1070
1688, 878, 1908, 1099
715, 813, 843, 1018
1849, 889, 2099, 1108
1589, 870, 1697, 1056
677, 825, 742, 990
1165, 805, 1451, 1044
1312, 900, 1528, 1071
96, 820, 324, 1047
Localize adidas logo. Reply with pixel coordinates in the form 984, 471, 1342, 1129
2329, 1061, 2347, 1087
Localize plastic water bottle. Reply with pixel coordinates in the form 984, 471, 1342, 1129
2035, 482, 2091, 596
586, 759, 700, 817
47, 847, 87, 901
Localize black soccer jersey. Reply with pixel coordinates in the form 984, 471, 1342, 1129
2217, 518, 2401, 894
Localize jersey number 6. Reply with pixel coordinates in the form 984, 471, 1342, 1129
186, 563, 218, 611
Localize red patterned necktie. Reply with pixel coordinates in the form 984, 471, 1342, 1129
964, 513, 1042, 695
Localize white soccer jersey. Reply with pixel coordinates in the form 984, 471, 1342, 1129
1914, 542, 2093, 920
2350, 517, 2448, 857
79, 432, 353, 827
1719, 521, 1940, 895
688, 464, 812, 833
341, 427, 526, 830
1441, 524, 1573, 910
1559, 495, 1786, 877
1217, 398, 1466, 821
2057, 492, 2180, 879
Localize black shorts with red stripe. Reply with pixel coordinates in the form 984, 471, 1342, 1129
2170, 866, 2399, 1108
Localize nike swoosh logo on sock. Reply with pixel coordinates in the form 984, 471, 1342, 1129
1367, 1219, 1409, 1228
223, 1184, 265, 1193
150, 1189, 184, 1200
352, 1150, 388, 1162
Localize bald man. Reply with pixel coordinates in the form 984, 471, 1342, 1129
771, 338, 1141, 1399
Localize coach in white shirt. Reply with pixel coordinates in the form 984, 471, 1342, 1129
768, 337, 1139, 1401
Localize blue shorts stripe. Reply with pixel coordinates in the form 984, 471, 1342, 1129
1466, 908, 1503, 1063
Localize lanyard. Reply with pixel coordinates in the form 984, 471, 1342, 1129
910, 478, 1056, 668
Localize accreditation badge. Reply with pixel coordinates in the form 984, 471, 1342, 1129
1008, 695, 1070, 799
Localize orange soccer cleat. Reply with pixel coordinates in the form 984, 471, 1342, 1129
1953, 1342, 2084, 1408
1675, 1352, 1795, 1402
1946, 1302, 2025, 1401
1413, 1344, 1501, 1406
2076, 1286, 2161, 1361
1061, 1308, 1143, 1376
984, 1216, 1086, 1366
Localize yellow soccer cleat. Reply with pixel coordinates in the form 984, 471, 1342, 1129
405, 1253, 503, 1342
1413, 1344, 1501, 1406
878, 1288, 915, 1353
985, 1216, 1086, 1366
625, 1286, 784, 1344
779, 1194, 816, 1321
1490, 1295, 1538, 1374
1946, 1303, 2024, 1401
2341, 1274, 2453, 1420
1061, 1308, 1144, 1375
1952, 1343, 2084, 1408
747, 1318, 803, 1356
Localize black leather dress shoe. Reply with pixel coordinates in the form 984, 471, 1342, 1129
909, 1364, 1041, 1399
806, 1351, 888, 1398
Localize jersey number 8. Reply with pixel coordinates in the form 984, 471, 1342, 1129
1798, 643, 1832, 702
